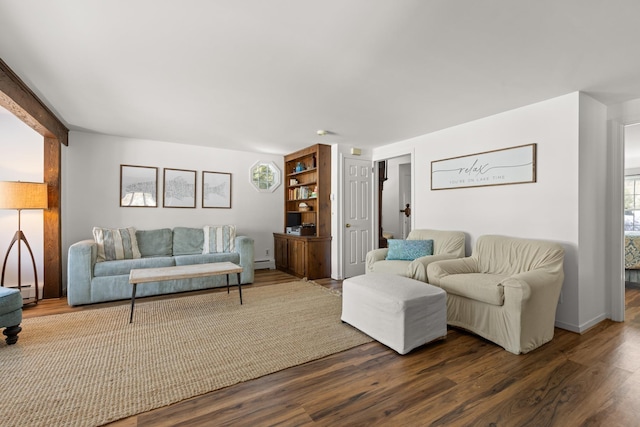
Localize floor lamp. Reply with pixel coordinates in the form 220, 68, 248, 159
0, 181, 48, 305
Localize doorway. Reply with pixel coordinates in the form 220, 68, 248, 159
378, 155, 412, 246
624, 124, 640, 292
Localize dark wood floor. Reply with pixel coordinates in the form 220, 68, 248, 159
23, 271, 640, 426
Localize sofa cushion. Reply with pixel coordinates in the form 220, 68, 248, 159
93, 256, 175, 277
92, 226, 141, 262
174, 252, 240, 266
136, 228, 173, 257
438, 273, 507, 306
173, 227, 204, 255
203, 225, 236, 253
386, 239, 433, 261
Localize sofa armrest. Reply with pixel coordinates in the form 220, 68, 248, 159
407, 253, 461, 282
67, 239, 97, 306
426, 257, 479, 286
235, 236, 255, 284
365, 248, 389, 273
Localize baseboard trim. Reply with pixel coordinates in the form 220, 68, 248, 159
254, 259, 275, 270
555, 312, 608, 334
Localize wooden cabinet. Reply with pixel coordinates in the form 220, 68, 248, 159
273, 233, 331, 279
274, 143, 332, 279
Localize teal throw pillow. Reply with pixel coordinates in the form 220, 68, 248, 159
386, 239, 434, 261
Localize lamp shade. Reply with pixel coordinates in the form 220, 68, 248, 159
0, 181, 48, 210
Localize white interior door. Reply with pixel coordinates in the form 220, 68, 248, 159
343, 158, 372, 278
399, 163, 412, 239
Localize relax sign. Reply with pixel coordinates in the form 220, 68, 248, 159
430, 143, 537, 190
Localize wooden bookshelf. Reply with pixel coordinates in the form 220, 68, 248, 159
283, 144, 331, 237
274, 144, 331, 279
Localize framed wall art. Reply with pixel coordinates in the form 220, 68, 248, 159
431, 143, 537, 190
163, 168, 196, 208
202, 171, 231, 208
120, 164, 158, 207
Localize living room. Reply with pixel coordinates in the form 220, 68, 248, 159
2, 1, 640, 425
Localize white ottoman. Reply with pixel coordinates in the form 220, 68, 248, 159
341, 273, 447, 355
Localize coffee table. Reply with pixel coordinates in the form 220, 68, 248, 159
128, 262, 243, 323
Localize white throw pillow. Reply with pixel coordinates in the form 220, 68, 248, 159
202, 225, 236, 253
92, 226, 142, 262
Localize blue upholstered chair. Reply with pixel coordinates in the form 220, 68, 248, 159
0, 287, 22, 345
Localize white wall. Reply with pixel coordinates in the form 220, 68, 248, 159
0, 107, 44, 294
372, 92, 608, 332
62, 131, 284, 290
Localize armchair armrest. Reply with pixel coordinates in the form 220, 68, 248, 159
503, 269, 563, 301
407, 254, 461, 282
503, 268, 563, 309
426, 257, 479, 286
366, 248, 389, 273
502, 267, 564, 352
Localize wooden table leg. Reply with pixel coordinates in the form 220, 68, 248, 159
226, 273, 230, 294
129, 283, 137, 323
237, 272, 242, 305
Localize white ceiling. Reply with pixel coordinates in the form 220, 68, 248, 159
2, 1, 640, 155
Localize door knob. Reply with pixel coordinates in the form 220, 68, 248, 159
346, 224, 351, 228
400, 203, 411, 217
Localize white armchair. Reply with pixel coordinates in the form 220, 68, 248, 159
366, 229, 465, 282
427, 235, 565, 354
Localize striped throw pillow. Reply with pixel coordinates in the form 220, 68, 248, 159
93, 226, 142, 262
202, 225, 236, 254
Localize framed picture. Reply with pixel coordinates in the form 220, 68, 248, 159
202, 171, 232, 208
163, 168, 196, 208
431, 143, 537, 190
120, 165, 158, 207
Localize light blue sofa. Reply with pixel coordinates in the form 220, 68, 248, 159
67, 227, 254, 306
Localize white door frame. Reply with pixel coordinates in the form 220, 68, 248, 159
609, 119, 625, 322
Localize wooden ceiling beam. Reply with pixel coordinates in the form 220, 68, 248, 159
0, 58, 68, 145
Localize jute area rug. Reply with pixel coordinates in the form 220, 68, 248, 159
0, 280, 372, 427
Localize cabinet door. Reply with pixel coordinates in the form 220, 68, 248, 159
288, 239, 307, 277
274, 236, 288, 270
305, 239, 331, 279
